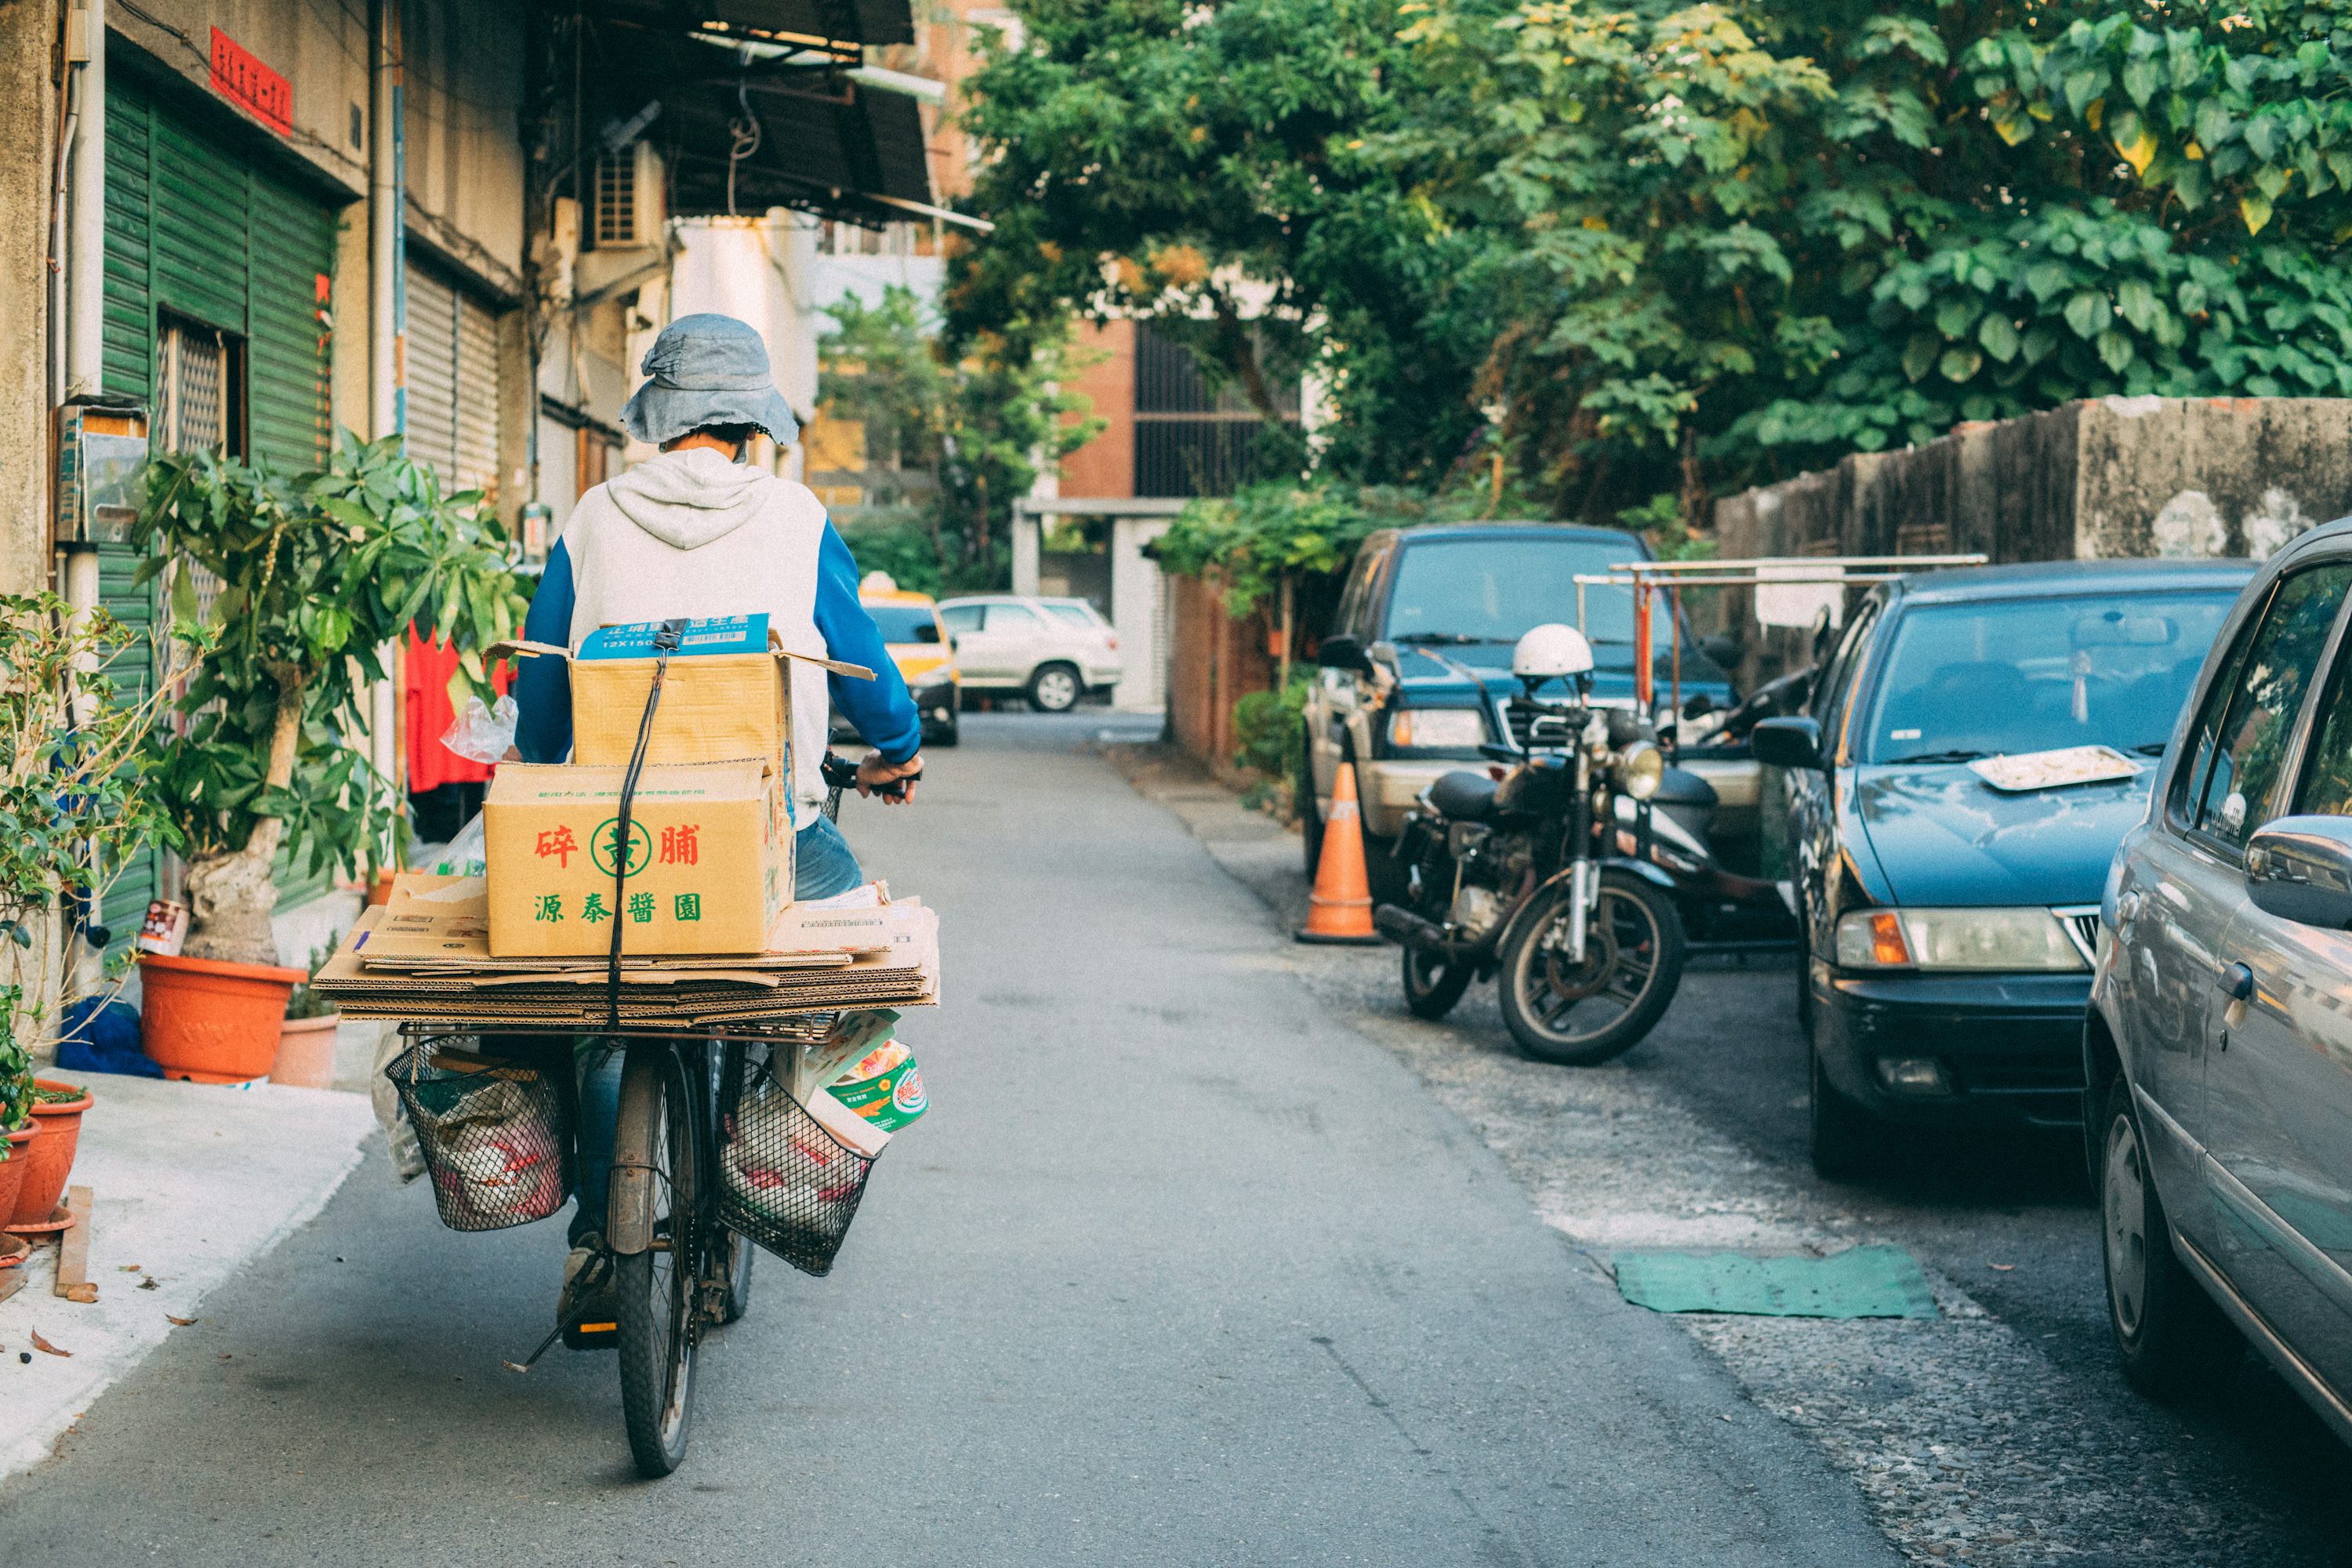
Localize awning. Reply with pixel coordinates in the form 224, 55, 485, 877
581, 16, 937, 226
575, 0, 914, 51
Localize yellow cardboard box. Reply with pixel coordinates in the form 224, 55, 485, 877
570, 652, 787, 771
485, 761, 790, 956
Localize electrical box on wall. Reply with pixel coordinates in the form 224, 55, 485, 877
56, 398, 150, 546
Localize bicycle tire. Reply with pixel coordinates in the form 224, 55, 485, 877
717, 1225, 756, 1324
615, 1044, 700, 1477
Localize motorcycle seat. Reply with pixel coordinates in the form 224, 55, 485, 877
1428, 770, 1499, 822
1653, 767, 1719, 808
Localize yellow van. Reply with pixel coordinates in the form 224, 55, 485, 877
856, 572, 960, 747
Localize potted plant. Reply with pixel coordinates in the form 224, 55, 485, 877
133, 434, 521, 1080
273, 945, 340, 1090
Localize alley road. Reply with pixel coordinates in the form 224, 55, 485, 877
0, 717, 1893, 1566
1119, 721, 2352, 1565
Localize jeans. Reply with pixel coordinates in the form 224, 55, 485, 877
568, 815, 866, 1247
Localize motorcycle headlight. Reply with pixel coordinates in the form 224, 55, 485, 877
1616, 742, 1664, 800
1833, 907, 2086, 972
1387, 706, 1486, 750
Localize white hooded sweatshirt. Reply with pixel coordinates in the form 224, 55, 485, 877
561, 447, 833, 826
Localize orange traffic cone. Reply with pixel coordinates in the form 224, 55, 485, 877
1298, 760, 1383, 946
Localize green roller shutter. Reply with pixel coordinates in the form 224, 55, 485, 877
101, 71, 339, 938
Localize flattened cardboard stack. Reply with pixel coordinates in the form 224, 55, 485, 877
318, 613, 942, 1033
312, 873, 941, 1030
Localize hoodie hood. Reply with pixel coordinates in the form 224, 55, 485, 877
604, 447, 775, 551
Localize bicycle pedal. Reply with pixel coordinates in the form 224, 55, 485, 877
563, 1319, 620, 1352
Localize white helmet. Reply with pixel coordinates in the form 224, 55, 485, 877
1512, 623, 1594, 681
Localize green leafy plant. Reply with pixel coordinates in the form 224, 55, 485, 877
1232, 671, 1316, 818
0, 593, 194, 1061
0, 986, 27, 1139
136, 433, 524, 967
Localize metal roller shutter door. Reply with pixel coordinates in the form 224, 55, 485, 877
101, 72, 337, 938
404, 259, 502, 498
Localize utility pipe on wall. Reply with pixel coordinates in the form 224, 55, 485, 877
369, 0, 406, 826
65, 0, 103, 403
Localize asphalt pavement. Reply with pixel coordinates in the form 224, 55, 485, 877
0, 712, 1896, 1566
1111, 722, 2352, 1566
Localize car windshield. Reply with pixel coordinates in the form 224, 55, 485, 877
866, 604, 941, 644
1863, 590, 2238, 764
1044, 603, 1101, 628
1383, 537, 1653, 659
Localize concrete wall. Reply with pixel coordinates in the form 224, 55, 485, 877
1716, 397, 2352, 564
1711, 397, 2352, 681
0, 0, 56, 595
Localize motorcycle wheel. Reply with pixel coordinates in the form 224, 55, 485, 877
1497, 870, 1686, 1066
1401, 944, 1475, 1020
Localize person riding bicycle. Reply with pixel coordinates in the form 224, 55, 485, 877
511, 313, 924, 1326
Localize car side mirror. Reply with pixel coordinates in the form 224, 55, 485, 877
1751, 715, 1825, 771
1699, 633, 1740, 669
1316, 633, 1374, 675
2245, 817, 2352, 929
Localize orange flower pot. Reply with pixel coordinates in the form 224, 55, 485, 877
0, 1125, 37, 1233
10, 1080, 92, 1230
139, 953, 308, 1085
272, 1014, 342, 1090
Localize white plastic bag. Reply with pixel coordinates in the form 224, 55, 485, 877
423, 811, 488, 877
440, 693, 517, 765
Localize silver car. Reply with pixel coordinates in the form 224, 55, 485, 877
936, 594, 1123, 712
2093, 517, 2352, 1442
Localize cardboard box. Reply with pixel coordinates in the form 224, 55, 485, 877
488, 625, 873, 779
571, 652, 789, 772
485, 761, 790, 957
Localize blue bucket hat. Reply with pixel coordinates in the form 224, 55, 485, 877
619, 313, 801, 448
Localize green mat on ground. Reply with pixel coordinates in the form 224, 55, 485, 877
1613, 1245, 1938, 1319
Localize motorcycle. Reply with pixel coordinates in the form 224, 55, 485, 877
1371, 624, 1699, 1065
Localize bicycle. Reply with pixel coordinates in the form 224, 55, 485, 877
417, 750, 916, 1477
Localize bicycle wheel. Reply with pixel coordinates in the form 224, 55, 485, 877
614, 1044, 700, 1477
709, 1044, 756, 1325
715, 1225, 756, 1324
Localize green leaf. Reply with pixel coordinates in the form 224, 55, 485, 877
1901, 333, 1940, 383
2122, 58, 2159, 107
1935, 296, 1981, 339
2097, 329, 2136, 374
1939, 347, 1984, 383
1978, 314, 2020, 363
2024, 263, 2071, 303
2241, 193, 2274, 235
2063, 290, 2112, 339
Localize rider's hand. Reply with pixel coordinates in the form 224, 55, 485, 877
857, 750, 922, 804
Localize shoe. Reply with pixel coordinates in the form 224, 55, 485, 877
559, 1231, 618, 1328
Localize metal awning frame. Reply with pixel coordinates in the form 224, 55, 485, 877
1572, 553, 1991, 717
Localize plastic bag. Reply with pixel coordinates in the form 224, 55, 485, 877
440, 693, 517, 765
422, 811, 487, 877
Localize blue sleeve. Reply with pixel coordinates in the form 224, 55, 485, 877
514, 539, 575, 764
811, 522, 923, 763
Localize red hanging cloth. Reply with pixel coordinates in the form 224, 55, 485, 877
404, 630, 510, 794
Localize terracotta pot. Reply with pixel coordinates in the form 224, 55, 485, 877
0, 1125, 37, 1234
272, 1013, 342, 1090
10, 1080, 93, 1230
139, 953, 308, 1085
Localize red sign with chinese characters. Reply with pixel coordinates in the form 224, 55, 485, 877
209, 27, 292, 137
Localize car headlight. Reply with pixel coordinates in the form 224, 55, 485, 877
1386, 706, 1486, 750
1833, 907, 2086, 972
1616, 742, 1664, 800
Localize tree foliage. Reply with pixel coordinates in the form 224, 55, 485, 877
821, 285, 1103, 590
955, 0, 2352, 520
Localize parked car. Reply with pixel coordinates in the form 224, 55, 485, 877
1304, 522, 1744, 903
2090, 522, 2352, 1436
1751, 559, 2253, 1178
847, 578, 960, 747
936, 594, 1122, 712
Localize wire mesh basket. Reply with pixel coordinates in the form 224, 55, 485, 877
716, 1047, 880, 1276
387, 1037, 573, 1232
